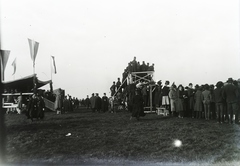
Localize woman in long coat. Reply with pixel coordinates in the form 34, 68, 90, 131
169, 84, 178, 117
177, 85, 184, 118
194, 85, 203, 119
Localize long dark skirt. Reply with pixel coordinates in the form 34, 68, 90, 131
132, 105, 145, 119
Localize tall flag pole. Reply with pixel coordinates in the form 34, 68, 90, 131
50, 56, 57, 92
0, 50, 10, 81
11, 58, 17, 80
28, 38, 39, 94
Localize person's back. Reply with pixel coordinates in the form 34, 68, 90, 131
202, 89, 211, 103
95, 94, 102, 112
224, 83, 237, 103
214, 87, 224, 103
90, 94, 96, 112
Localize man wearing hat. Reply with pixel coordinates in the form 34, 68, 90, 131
223, 78, 238, 124
214, 81, 224, 123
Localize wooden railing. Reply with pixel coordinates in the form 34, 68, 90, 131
43, 98, 55, 111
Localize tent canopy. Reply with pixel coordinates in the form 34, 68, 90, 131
3, 74, 51, 93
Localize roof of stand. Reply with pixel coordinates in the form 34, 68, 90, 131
3, 74, 51, 93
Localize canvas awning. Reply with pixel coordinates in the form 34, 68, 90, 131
2, 74, 52, 93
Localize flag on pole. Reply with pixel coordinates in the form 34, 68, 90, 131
51, 56, 57, 74
12, 58, 16, 75
28, 38, 39, 67
0, 50, 10, 81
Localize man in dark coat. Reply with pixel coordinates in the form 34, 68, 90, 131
116, 78, 122, 93
130, 90, 145, 120
101, 93, 109, 112
187, 83, 195, 118
214, 81, 224, 123
110, 82, 116, 97
90, 93, 96, 112
85, 95, 91, 109
37, 94, 45, 119
95, 93, 102, 113
223, 78, 238, 124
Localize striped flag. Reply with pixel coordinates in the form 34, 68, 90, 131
12, 58, 16, 75
28, 38, 39, 67
51, 56, 57, 74
0, 50, 10, 81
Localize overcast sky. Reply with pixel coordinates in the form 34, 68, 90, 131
1, 0, 239, 99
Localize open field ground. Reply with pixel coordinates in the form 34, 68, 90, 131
3, 108, 240, 165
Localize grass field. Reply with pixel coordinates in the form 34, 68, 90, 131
3, 108, 240, 165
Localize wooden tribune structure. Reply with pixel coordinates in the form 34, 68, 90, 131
130, 71, 155, 113
113, 70, 156, 113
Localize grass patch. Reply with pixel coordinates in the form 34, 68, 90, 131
4, 108, 240, 165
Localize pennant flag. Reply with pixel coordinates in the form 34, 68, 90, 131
0, 50, 10, 81
51, 56, 57, 74
12, 58, 16, 75
28, 38, 39, 67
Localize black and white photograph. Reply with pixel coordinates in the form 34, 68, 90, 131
1, 0, 240, 165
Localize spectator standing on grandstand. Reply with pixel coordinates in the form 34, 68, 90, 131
85, 95, 91, 109
137, 62, 141, 72
202, 84, 211, 120
169, 84, 178, 117
162, 81, 170, 111
110, 82, 116, 96
187, 83, 195, 118
140, 61, 147, 72
90, 93, 96, 112
223, 78, 238, 124
127, 62, 133, 73
194, 85, 203, 119
101, 93, 109, 112
131, 56, 138, 72
149, 63, 154, 71
177, 85, 185, 118
214, 81, 224, 123
95, 93, 102, 113
116, 78, 122, 93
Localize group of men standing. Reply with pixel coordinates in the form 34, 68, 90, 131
88, 93, 109, 113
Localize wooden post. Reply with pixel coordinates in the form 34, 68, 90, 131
150, 85, 152, 112
0, 62, 6, 163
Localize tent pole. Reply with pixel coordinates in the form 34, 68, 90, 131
0, 59, 6, 163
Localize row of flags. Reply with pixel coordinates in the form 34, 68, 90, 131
0, 38, 57, 81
